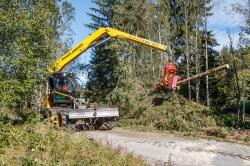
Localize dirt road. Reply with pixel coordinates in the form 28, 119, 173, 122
83, 128, 250, 166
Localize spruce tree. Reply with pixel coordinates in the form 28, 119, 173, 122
86, 0, 119, 101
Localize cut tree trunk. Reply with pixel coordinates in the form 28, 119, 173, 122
177, 64, 229, 86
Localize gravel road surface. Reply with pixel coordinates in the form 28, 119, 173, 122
83, 128, 250, 166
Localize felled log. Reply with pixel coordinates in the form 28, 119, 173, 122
177, 64, 230, 86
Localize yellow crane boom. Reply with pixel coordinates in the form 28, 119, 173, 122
48, 27, 168, 73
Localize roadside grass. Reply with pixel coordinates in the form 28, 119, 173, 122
0, 111, 146, 166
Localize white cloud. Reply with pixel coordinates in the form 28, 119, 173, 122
212, 29, 240, 50
208, 0, 246, 50
209, 0, 244, 28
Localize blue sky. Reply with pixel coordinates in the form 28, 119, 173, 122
70, 0, 95, 45
70, 0, 245, 59
70, 0, 95, 65
208, 0, 245, 50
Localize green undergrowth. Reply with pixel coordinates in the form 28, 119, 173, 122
118, 93, 219, 132
107, 79, 250, 144
117, 93, 250, 144
0, 112, 146, 166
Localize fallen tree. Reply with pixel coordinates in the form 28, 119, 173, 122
177, 64, 230, 85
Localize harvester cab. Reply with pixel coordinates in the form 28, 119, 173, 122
48, 72, 86, 108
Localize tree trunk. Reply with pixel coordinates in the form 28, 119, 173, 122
204, 5, 209, 107
148, 32, 155, 79
234, 61, 241, 121
241, 69, 246, 124
158, 22, 164, 79
195, 24, 200, 103
185, 2, 191, 100
177, 64, 229, 86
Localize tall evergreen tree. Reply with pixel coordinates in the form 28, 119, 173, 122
112, 0, 154, 79
86, 0, 119, 101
